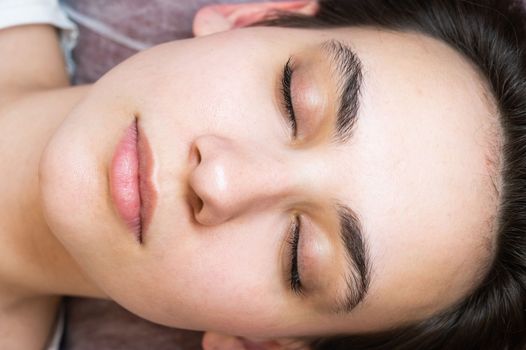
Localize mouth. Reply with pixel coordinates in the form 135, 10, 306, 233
109, 117, 157, 244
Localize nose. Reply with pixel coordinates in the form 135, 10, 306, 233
188, 135, 292, 225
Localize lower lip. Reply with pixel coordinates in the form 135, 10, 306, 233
110, 119, 156, 243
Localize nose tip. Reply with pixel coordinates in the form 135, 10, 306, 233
188, 135, 292, 226
190, 168, 233, 226
188, 135, 236, 225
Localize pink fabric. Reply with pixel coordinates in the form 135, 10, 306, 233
62, 298, 203, 350
62, 0, 288, 84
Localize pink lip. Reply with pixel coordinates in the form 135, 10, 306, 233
110, 118, 157, 243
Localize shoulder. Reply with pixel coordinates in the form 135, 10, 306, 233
0, 290, 62, 349
0, 24, 71, 107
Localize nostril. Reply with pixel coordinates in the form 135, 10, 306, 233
189, 142, 202, 168
196, 146, 202, 164
194, 143, 202, 165
196, 195, 203, 213
188, 188, 204, 219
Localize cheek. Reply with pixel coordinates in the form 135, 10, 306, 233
113, 37, 285, 144
143, 71, 279, 146
125, 213, 290, 334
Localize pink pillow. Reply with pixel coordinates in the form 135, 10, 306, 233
62, 0, 289, 84
62, 297, 203, 350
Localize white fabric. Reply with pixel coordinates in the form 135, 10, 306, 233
0, 0, 79, 74
46, 300, 65, 350
0, 0, 73, 29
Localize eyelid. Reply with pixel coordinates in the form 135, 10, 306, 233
281, 55, 330, 145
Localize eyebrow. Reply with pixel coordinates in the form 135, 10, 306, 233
321, 39, 363, 144
319, 40, 371, 314
333, 204, 371, 314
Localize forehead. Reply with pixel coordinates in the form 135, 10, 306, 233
313, 28, 498, 331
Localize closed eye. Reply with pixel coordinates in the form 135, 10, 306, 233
287, 214, 303, 295
281, 57, 298, 138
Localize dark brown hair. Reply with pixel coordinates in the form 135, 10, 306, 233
262, 0, 526, 348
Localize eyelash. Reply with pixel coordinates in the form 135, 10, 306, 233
287, 214, 303, 295
281, 57, 298, 138
281, 58, 302, 295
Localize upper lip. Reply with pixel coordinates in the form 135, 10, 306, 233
137, 118, 157, 243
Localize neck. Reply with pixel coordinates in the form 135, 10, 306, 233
0, 86, 108, 302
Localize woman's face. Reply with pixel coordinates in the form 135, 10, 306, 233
40, 26, 498, 338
